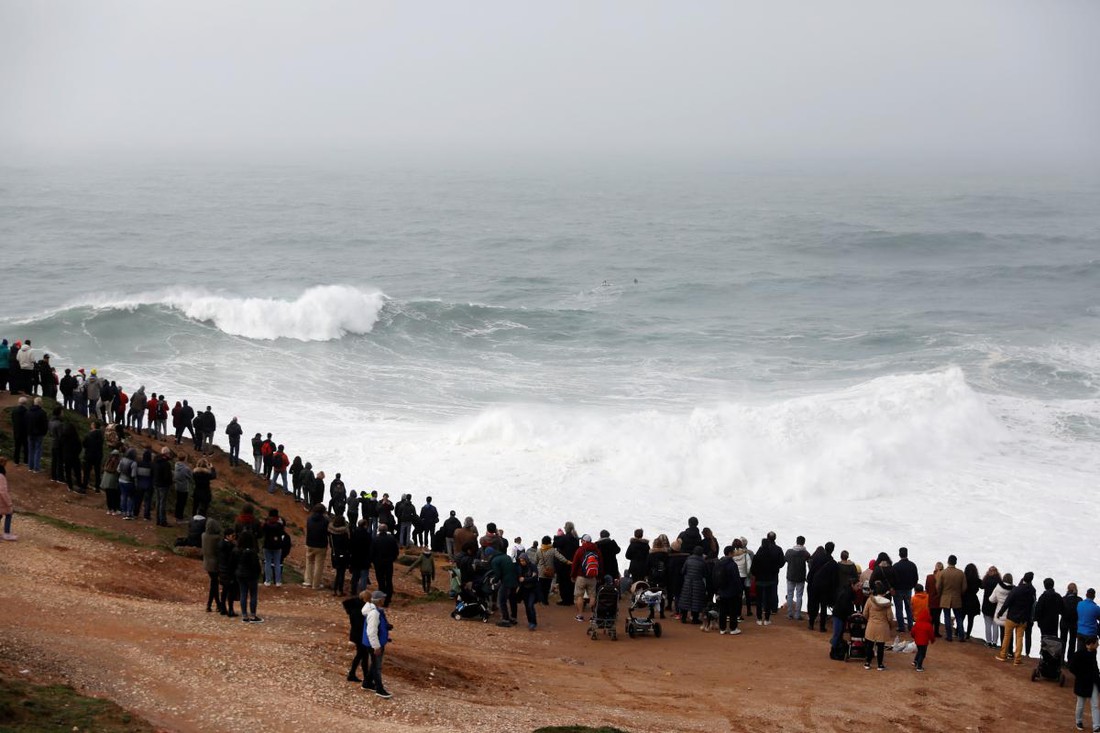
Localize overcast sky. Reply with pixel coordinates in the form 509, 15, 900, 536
1, 1, 1098, 165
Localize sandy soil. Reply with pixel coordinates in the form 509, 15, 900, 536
0, 395, 1073, 732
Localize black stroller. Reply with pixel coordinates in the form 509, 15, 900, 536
1031, 635, 1066, 685
589, 581, 620, 641
625, 582, 664, 639
450, 574, 496, 623
843, 613, 867, 662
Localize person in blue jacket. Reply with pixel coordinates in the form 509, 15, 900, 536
361, 589, 392, 698
1079, 588, 1100, 644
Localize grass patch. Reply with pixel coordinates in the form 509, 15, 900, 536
407, 589, 450, 605
0, 675, 155, 732
23, 512, 144, 547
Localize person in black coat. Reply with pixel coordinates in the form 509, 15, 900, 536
441, 510, 461, 558
371, 524, 399, 607
595, 530, 621, 581
624, 530, 650, 589
1033, 578, 1063, 637
342, 592, 370, 682
59, 420, 83, 493
1064, 583, 1082, 662
676, 517, 702, 556
830, 578, 861, 657
81, 421, 104, 492
714, 545, 743, 634
996, 571, 1037, 665
217, 529, 238, 617
10, 398, 28, 465
892, 547, 919, 633
552, 525, 580, 607
750, 532, 786, 624
807, 542, 838, 632
1068, 637, 1099, 731
349, 520, 373, 595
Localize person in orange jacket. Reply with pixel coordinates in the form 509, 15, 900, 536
911, 583, 936, 672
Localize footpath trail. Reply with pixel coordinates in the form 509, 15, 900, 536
0, 396, 1069, 732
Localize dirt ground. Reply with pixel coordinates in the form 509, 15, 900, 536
0, 396, 1074, 732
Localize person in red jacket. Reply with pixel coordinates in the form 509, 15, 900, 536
911, 582, 936, 672
570, 533, 602, 622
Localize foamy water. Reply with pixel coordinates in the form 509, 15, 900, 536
1, 163, 1098, 604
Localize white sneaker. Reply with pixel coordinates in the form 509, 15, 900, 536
1, 533, 16, 541
264, 581, 272, 587
719, 630, 728, 635
764, 620, 772, 626
756, 620, 763, 626
730, 628, 743, 635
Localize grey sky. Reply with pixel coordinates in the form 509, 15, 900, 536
2, 1, 1098, 164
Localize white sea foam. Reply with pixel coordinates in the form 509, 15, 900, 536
23, 286, 386, 342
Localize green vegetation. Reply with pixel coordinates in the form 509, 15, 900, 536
0, 675, 155, 732
22, 512, 144, 547
533, 728, 631, 733
407, 588, 450, 605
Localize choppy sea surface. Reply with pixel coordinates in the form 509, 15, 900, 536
1, 162, 1097, 590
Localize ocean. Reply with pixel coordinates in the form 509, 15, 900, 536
1, 161, 1098, 588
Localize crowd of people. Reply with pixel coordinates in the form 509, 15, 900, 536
3, 339, 1098, 724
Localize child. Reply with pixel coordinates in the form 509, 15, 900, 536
1069, 637, 1100, 732
910, 583, 935, 672
406, 550, 435, 594
0, 456, 14, 541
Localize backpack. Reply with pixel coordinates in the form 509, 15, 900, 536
157, 402, 168, 420
104, 453, 121, 474
261, 441, 274, 457
582, 550, 600, 579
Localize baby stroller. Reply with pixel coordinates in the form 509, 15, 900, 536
625, 582, 664, 639
843, 613, 867, 662
589, 581, 620, 641
1031, 635, 1066, 685
451, 586, 491, 622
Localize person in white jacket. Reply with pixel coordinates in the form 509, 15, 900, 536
16, 340, 34, 394
990, 572, 1015, 654
361, 590, 392, 698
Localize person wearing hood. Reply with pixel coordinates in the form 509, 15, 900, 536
911, 583, 936, 672
36, 354, 57, 401
569, 533, 602, 622
715, 545, 744, 635
202, 518, 226, 614
1069, 636, 1100, 732
261, 508, 286, 587
489, 546, 519, 627
515, 552, 539, 630
863, 580, 895, 670
172, 456, 192, 522
330, 515, 352, 595
224, 417, 243, 467
297, 461, 314, 508
234, 531, 263, 623
130, 387, 147, 433
784, 536, 811, 621
624, 529, 650, 591
328, 473, 348, 515
996, 571, 1037, 665
269, 445, 290, 494
750, 532, 786, 626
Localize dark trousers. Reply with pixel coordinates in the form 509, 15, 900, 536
374, 563, 394, 606
12, 431, 26, 464
207, 571, 223, 612
131, 487, 146, 519
555, 567, 574, 605
334, 562, 349, 594
63, 453, 82, 489
351, 567, 371, 594
865, 640, 886, 667
717, 595, 742, 632
349, 643, 367, 678
519, 587, 538, 625
228, 442, 240, 466
365, 648, 385, 691
219, 579, 236, 614
83, 457, 101, 491
807, 588, 830, 630
755, 582, 778, 620
538, 576, 553, 605
914, 644, 928, 669
239, 578, 258, 616
1062, 625, 1078, 661
175, 490, 188, 521
51, 444, 64, 481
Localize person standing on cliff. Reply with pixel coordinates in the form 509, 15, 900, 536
371, 524, 399, 607
225, 417, 243, 467
751, 532, 786, 626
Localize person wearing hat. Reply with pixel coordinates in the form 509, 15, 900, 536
361, 589, 392, 698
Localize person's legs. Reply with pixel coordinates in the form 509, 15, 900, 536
914, 644, 927, 669
1090, 684, 1100, 730
865, 636, 874, 667
786, 581, 796, 619
818, 596, 830, 631
1012, 622, 1026, 664
497, 584, 512, 622
523, 590, 537, 626
794, 582, 804, 619
248, 579, 258, 616
998, 620, 1017, 659
3, 513, 12, 535
831, 615, 845, 649
1078, 696, 1087, 729
943, 608, 955, 641
893, 591, 907, 632
207, 571, 220, 611
876, 642, 886, 668
239, 580, 248, 617
717, 596, 732, 632
263, 549, 275, 584
955, 608, 966, 641
348, 644, 366, 681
